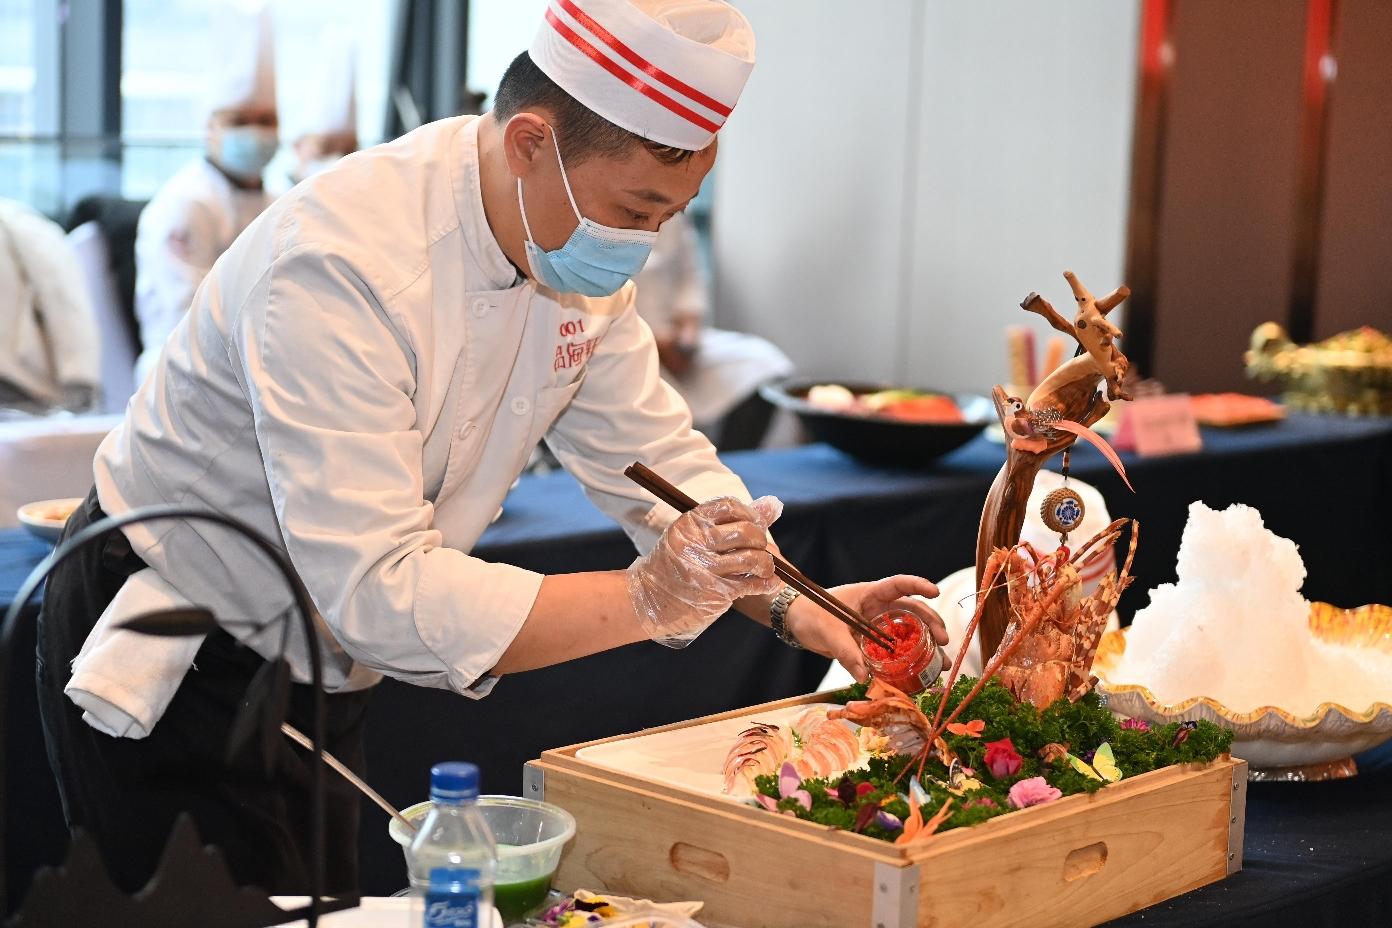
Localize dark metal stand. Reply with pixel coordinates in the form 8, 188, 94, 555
0, 505, 360, 927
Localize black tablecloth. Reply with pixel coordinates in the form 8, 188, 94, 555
5, 412, 1392, 921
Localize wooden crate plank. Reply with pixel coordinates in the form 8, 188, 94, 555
911, 760, 1237, 928
537, 761, 892, 927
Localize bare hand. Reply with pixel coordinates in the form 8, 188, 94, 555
785, 575, 947, 683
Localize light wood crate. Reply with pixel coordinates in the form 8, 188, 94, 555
525, 692, 1248, 928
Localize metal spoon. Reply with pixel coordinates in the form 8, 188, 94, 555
280, 722, 417, 836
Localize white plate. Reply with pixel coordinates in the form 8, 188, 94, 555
16, 497, 82, 542
575, 702, 865, 801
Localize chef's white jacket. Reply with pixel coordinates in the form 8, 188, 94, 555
95, 116, 749, 697
133, 158, 273, 384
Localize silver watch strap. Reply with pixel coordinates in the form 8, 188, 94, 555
769, 585, 803, 649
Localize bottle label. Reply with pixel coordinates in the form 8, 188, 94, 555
425, 867, 480, 928
914, 645, 946, 690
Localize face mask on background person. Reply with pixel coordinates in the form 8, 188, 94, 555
215, 126, 279, 179
517, 129, 657, 298
298, 156, 341, 180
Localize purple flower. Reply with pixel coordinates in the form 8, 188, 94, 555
1120, 718, 1150, 732
1008, 777, 1063, 809
875, 809, 903, 831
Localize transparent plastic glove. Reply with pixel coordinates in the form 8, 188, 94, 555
627, 495, 783, 648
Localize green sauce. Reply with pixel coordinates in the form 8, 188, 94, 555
493, 873, 554, 922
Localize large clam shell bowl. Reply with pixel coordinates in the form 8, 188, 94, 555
1095, 603, 1392, 781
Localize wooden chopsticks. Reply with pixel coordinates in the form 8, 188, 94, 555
624, 462, 895, 652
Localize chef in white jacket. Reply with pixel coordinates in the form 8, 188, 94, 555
37, 0, 946, 898
280, 29, 359, 190
131, 1, 278, 384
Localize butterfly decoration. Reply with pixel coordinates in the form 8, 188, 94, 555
947, 719, 985, 738
1065, 742, 1123, 782
1171, 720, 1199, 748
946, 759, 984, 796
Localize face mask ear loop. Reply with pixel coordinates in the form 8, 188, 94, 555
546, 125, 584, 223
516, 178, 539, 246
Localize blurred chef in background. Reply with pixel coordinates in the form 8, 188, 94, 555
283, 30, 359, 188
634, 211, 792, 449
132, 1, 278, 383
0, 198, 100, 413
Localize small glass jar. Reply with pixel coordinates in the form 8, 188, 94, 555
856, 609, 946, 696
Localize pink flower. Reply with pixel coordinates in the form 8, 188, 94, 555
778, 762, 812, 811
1008, 777, 1063, 809
1120, 718, 1150, 732
964, 797, 997, 810
983, 737, 1023, 779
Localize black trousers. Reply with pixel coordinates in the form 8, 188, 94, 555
35, 489, 373, 896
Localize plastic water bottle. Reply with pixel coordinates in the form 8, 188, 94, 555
407, 762, 497, 927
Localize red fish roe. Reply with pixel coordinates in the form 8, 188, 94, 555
858, 610, 942, 695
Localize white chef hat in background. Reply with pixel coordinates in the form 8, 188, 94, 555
291, 28, 357, 140
203, 0, 277, 118
528, 0, 756, 151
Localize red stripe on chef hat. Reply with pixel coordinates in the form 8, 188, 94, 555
529, 0, 756, 151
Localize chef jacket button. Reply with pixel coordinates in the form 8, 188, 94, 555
456, 419, 474, 439
471, 298, 489, 317
510, 397, 531, 416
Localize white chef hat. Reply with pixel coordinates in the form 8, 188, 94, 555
294, 29, 357, 138
528, 0, 755, 151
204, 0, 277, 117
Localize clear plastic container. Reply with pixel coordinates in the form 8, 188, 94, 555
407, 762, 497, 927
856, 609, 946, 695
394, 795, 576, 923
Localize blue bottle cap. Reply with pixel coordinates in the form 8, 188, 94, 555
430, 762, 480, 802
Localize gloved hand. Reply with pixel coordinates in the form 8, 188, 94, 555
627, 495, 783, 648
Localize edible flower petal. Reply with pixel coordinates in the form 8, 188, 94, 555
908, 777, 932, 809
852, 801, 880, 833
947, 719, 985, 738
835, 777, 857, 806
1171, 720, 1199, 747
875, 809, 903, 831
1007, 776, 1063, 809
983, 737, 1023, 779
775, 762, 813, 810
855, 781, 876, 798
1120, 718, 1150, 732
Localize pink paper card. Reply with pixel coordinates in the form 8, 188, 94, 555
1128, 394, 1203, 457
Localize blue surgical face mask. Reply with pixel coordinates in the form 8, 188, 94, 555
517, 131, 657, 297
214, 125, 279, 180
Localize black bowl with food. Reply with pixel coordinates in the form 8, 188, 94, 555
760, 379, 994, 468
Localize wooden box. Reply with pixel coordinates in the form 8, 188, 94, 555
525, 692, 1247, 928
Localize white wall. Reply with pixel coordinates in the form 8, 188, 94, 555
712, 0, 1140, 392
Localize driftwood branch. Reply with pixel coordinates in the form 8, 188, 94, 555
1019, 292, 1077, 339
974, 272, 1130, 661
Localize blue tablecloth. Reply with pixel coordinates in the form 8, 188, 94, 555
5, 412, 1392, 923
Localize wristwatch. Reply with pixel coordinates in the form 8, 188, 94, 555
769, 585, 803, 649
